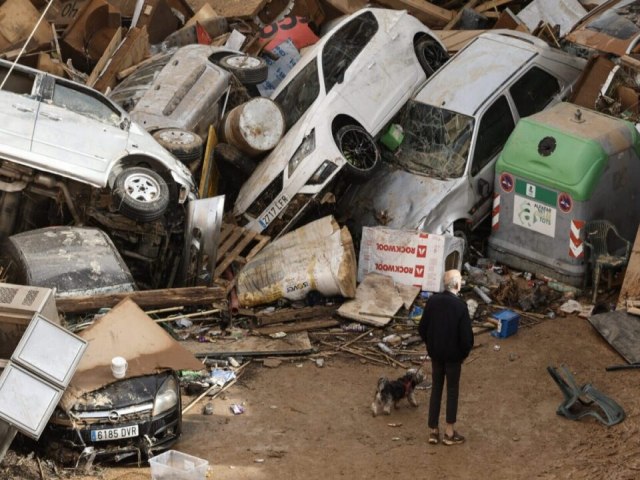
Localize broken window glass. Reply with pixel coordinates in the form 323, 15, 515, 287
274, 59, 320, 130
586, 0, 640, 40
322, 11, 378, 92
471, 96, 514, 176
388, 100, 474, 179
0, 66, 35, 96
510, 67, 560, 118
51, 83, 121, 126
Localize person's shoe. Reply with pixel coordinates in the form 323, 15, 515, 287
428, 429, 439, 445
442, 431, 465, 446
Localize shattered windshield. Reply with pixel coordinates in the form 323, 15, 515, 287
274, 59, 320, 131
389, 101, 474, 179
586, 0, 640, 40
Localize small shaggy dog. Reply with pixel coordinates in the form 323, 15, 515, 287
371, 368, 425, 417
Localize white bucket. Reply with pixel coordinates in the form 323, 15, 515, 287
111, 356, 128, 379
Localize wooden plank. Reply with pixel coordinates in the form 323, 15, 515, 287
196, 0, 268, 18
93, 26, 149, 92
617, 226, 640, 309
199, 125, 218, 198
434, 29, 486, 53
588, 310, 640, 364
56, 286, 225, 313
254, 319, 340, 335
375, 0, 454, 26
86, 27, 123, 87
475, 0, 512, 13
256, 305, 338, 326
214, 232, 258, 278
182, 331, 313, 357
216, 227, 245, 262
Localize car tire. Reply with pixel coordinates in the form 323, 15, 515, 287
113, 167, 170, 222
415, 37, 448, 77
153, 128, 204, 171
214, 143, 257, 177
219, 54, 269, 85
453, 220, 470, 258
335, 124, 381, 181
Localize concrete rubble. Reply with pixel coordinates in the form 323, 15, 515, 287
1, 0, 640, 476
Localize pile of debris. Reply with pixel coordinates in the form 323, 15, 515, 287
3, 0, 640, 476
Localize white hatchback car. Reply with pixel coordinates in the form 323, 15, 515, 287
0, 58, 195, 223
233, 8, 447, 236
339, 31, 586, 244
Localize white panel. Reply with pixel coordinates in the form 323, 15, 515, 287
11, 314, 87, 388
0, 364, 62, 439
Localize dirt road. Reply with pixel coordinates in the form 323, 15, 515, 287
42, 312, 638, 480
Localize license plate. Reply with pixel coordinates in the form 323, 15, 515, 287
258, 193, 290, 229
90, 425, 139, 442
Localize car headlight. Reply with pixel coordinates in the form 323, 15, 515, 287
153, 376, 179, 416
288, 130, 316, 177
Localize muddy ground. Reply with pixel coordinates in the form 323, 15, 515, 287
3, 307, 639, 480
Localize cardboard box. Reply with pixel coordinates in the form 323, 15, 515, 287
358, 226, 464, 292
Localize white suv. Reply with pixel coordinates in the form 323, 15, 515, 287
233, 8, 447, 237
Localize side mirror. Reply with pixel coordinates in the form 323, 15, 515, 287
477, 178, 491, 198
120, 117, 130, 131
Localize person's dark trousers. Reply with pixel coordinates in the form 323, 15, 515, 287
428, 360, 462, 428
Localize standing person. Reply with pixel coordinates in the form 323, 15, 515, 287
419, 269, 474, 446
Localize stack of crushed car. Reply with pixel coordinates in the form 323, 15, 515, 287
2, 0, 640, 473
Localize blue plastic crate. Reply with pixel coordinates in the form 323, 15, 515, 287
490, 309, 520, 338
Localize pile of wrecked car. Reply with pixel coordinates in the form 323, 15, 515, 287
1, 0, 640, 476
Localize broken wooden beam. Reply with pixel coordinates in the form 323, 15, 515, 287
56, 286, 226, 313
253, 318, 340, 335
256, 305, 338, 326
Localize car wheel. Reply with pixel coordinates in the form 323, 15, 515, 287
153, 128, 204, 171
214, 143, 257, 177
113, 167, 170, 222
219, 54, 268, 85
335, 124, 381, 181
415, 37, 448, 77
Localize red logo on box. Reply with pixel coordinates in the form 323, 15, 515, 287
419, 233, 428, 239
414, 265, 424, 278
417, 245, 427, 258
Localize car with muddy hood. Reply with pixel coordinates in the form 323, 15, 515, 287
338, 31, 586, 245
233, 8, 448, 238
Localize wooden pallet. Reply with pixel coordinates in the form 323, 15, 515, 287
214, 223, 270, 279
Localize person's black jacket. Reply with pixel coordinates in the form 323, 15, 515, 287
418, 290, 474, 363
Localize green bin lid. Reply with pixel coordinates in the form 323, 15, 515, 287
497, 102, 640, 201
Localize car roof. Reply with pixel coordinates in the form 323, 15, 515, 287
415, 32, 555, 116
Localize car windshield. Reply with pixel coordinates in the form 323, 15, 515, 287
389, 100, 474, 179
586, 0, 640, 40
274, 59, 320, 130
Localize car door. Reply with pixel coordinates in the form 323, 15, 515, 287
468, 95, 516, 227
0, 66, 39, 152
31, 77, 128, 181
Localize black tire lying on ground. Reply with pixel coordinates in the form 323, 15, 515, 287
112, 167, 170, 222
219, 54, 269, 85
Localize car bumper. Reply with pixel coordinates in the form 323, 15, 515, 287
42, 406, 181, 465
